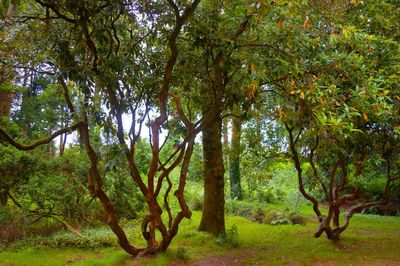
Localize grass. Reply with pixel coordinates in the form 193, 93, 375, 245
1, 205, 400, 266
0, 247, 130, 266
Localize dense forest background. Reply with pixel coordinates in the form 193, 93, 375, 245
0, 0, 399, 263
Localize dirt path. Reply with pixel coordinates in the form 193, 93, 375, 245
172, 248, 270, 266
170, 249, 400, 266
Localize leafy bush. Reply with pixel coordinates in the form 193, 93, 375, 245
185, 182, 204, 211
188, 144, 204, 181
0, 205, 15, 225
225, 200, 259, 219
32, 227, 118, 248
0, 207, 28, 244
288, 213, 307, 225
0, 223, 23, 245
240, 161, 303, 204
225, 200, 307, 226
262, 210, 285, 224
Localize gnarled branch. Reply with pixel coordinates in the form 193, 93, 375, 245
0, 122, 82, 150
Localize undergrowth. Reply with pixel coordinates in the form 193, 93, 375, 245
225, 200, 308, 225
1, 207, 400, 266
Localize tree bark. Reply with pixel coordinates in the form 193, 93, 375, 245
0, 1, 16, 118
229, 104, 242, 200
0, 191, 8, 206
198, 114, 225, 236
0, 90, 13, 117
198, 14, 249, 237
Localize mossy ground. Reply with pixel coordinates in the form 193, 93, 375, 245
0, 205, 399, 266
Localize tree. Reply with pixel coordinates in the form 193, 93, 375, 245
0, 90, 13, 117
274, 0, 400, 240
0, 0, 208, 256
183, 0, 253, 236
227, 0, 400, 239
0, 1, 17, 118
229, 103, 243, 200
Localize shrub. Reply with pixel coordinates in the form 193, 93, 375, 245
0, 207, 25, 245
288, 213, 307, 225
225, 200, 254, 217
186, 182, 204, 211
31, 227, 118, 248
225, 200, 307, 226
263, 210, 285, 224
0, 221, 24, 245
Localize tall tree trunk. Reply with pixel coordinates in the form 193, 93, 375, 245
0, 1, 17, 118
198, 115, 225, 236
229, 104, 242, 200
0, 73, 13, 206
0, 90, 13, 117
59, 132, 67, 156
0, 191, 8, 206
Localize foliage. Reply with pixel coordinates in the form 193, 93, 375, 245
240, 160, 302, 204
185, 182, 204, 211
187, 143, 204, 181
225, 200, 307, 226
0, 145, 36, 200
32, 227, 118, 249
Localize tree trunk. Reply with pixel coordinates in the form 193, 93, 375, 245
59, 132, 67, 156
0, 1, 16, 117
0, 83, 13, 206
199, 115, 225, 236
229, 104, 242, 200
0, 191, 8, 206
0, 90, 13, 117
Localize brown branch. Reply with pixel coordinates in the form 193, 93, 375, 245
104, 84, 148, 196
355, 148, 368, 177
171, 94, 193, 128
0, 122, 82, 151
329, 158, 343, 202
42, 214, 83, 237
155, 144, 186, 197
285, 123, 322, 218
14, 65, 55, 75
164, 174, 173, 229
9, 194, 82, 237
167, 0, 180, 20
148, 0, 201, 200
174, 138, 194, 217
7, 192, 22, 208
58, 78, 76, 114
34, 0, 77, 23
60, 78, 140, 255
333, 156, 393, 238
309, 136, 330, 200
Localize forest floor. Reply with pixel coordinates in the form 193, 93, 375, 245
1, 206, 400, 266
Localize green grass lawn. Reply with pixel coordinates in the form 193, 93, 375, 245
1, 208, 399, 266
